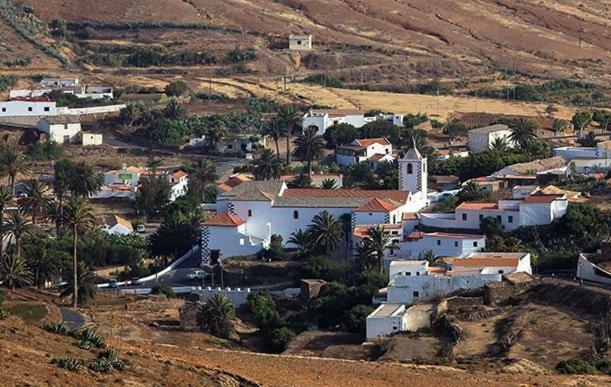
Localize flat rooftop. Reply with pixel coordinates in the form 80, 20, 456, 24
369, 303, 405, 318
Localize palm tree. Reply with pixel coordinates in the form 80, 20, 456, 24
0, 147, 31, 196
458, 181, 489, 203
252, 149, 282, 180
44, 200, 64, 234
52, 160, 72, 227
146, 155, 162, 175
68, 161, 103, 198
192, 159, 218, 185
509, 118, 538, 149
277, 105, 302, 164
64, 197, 95, 308
420, 250, 444, 266
197, 294, 236, 339
20, 181, 50, 224
0, 185, 12, 258
262, 117, 287, 157
5, 210, 34, 257
320, 178, 337, 190
355, 243, 377, 271
59, 261, 97, 306
307, 211, 343, 254
0, 254, 32, 289
293, 126, 325, 175
24, 240, 62, 288
205, 123, 226, 152
361, 225, 399, 273
287, 229, 312, 259
164, 98, 184, 120
490, 137, 508, 152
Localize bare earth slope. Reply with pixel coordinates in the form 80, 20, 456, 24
9, 0, 611, 84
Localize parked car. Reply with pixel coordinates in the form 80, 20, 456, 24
186, 270, 207, 280
136, 224, 146, 233
131, 277, 142, 286
108, 279, 119, 288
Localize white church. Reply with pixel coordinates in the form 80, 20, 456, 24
201, 145, 429, 266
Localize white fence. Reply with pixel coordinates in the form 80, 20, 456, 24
57, 104, 126, 115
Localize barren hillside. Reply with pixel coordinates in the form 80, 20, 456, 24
3, 0, 610, 85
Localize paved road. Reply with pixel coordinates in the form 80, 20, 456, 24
60, 307, 85, 331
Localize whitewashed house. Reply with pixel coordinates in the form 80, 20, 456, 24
100, 215, 133, 235
386, 252, 532, 304
0, 97, 57, 117
203, 145, 429, 266
576, 246, 611, 285
554, 141, 611, 161
366, 304, 408, 340
302, 110, 404, 136
419, 193, 568, 231
40, 78, 79, 88
81, 132, 103, 146
168, 170, 189, 202
335, 137, 393, 168
289, 34, 313, 50
97, 166, 188, 202
468, 124, 514, 153
37, 115, 82, 143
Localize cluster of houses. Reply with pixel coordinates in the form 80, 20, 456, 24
93, 165, 189, 202
0, 77, 123, 146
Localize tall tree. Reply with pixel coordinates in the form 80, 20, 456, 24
262, 117, 287, 157
0, 147, 31, 196
68, 161, 103, 198
20, 181, 50, 224
192, 159, 218, 185
59, 261, 97, 306
135, 176, 171, 219
287, 229, 312, 259
5, 210, 34, 257
24, 239, 63, 288
277, 105, 302, 164
252, 149, 282, 180
509, 118, 538, 149
0, 254, 32, 289
64, 197, 95, 308
307, 211, 344, 254
52, 159, 74, 227
0, 185, 11, 258
457, 181, 490, 202
572, 111, 592, 137
293, 126, 325, 175
359, 226, 399, 273
205, 123, 226, 152
197, 294, 236, 339
44, 200, 64, 234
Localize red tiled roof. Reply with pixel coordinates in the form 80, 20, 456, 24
353, 224, 402, 239
355, 197, 400, 212
356, 137, 391, 146
402, 212, 418, 221
172, 170, 188, 178
283, 188, 409, 201
369, 153, 389, 161
404, 231, 424, 241
453, 258, 519, 268
456, 202, 498, 211
203, 212, 245, 227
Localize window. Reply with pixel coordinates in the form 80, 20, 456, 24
227, 144, 233, 149
437, 240, 441, 246
498, 270, 504, 274
479, 214, 484, 221
462, 213, 467, 221
496, 215, 502, 222
406, 272, 411, 276
28, 107, 33, 112
407, 163, 413, 174
508, 215, 513, 223
247, 209, 252, 217
423, 163, 426, 173
416, 272, 420, 276
239, 238, 245, 246
393, 215, 396, 223
473, 241, 478, 247
454, 241, 458, 247
293, 210, 299, 219
44, 107, 50, 112
1, 107, 6, 112
412, 291, 419, 298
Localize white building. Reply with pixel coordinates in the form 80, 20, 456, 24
554, 141, 611, 161
386, 252, 532, 304
419, 193, 568, 231
98, 166, 188, 202
0, 97, 57, 117
468, 124, 514, 153
204, 145, 429, 265
40, 78, 79, 88
302, 110, 404, 136
335, 137, 393, 168
492, 156, 568, 179
366, 304, 408, 340
168, 170, 189, 202
37, 115, 82, 144
100, 215, 133, 235
576, 247, 611, 285
289, 34, 313, 50
81, 132, 103, 146
352, 224, 485, 263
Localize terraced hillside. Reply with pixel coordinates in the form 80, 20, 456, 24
1, 0, 609, 86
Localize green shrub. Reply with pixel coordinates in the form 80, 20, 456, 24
0, 75, 17, 92
165, 80, 188, 97
51, 357, 83, 372
300, 74, 344, 88
596, 359, 611, 375
43, 321, 70, 335
269, 327, 295, 352
555, 358, 598, 375
0, 309, 7, 320
150, 283, 175, 298
342, 304, 375, 335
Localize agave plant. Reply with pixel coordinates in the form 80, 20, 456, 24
51, 357, 83, 372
